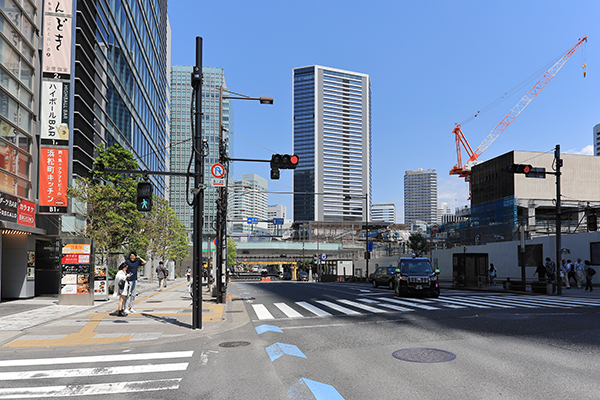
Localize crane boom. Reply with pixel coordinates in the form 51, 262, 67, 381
467, 36, 588, 165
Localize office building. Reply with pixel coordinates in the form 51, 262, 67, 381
371, 203, 396, 223
404, 169, 438, 225
230, 174, 268, 236
292, 65, 371, 223
594, 123, 600, 156
169, 66, 232, 242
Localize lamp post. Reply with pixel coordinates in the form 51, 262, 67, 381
215, 87, 273, 303
344, 193, 370, 279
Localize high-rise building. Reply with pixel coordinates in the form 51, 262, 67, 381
292, 65, 371, 223
169, 66, 232, 242
72, 1, 170, 191
230, 174, 268, 235
267, 204, 287, 233
594, 123, 600, 156
371, 203, 396, 223
404, 169, 438, 225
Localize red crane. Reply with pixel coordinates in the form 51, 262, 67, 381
450, 36, 588, 196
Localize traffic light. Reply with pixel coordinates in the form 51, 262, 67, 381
507, 164, 533, 174
588, 214, 597, 231
137, 182, 153, 211
270, 154, 299, 180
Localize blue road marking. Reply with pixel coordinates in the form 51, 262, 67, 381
266, 342, 307, 361
288, 378, 345, 400
255, 324, 284, 335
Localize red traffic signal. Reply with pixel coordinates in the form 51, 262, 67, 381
508, 164, 533, 174
271, 154, 299, 170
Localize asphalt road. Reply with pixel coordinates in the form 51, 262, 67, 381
0, 281, 599, 399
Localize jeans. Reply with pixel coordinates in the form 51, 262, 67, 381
127, 279, 138, 309
158, 278, 166, 290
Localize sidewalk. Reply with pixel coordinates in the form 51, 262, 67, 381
440, 281, 600, 297
0, 278, 246, 348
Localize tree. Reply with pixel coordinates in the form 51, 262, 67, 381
227, 237, 237, 268
408, 233, 429, 257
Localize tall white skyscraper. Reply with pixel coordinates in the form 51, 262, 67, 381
404, 169, 438, 225
292, 65, 371, 223
230, 174, 268, 234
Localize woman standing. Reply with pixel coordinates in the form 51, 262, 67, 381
584, 260, 595, 292
114, 263, 132, 316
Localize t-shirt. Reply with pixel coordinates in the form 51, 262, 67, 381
125, 259, 142, 281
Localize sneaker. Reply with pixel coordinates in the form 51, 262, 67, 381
128, 308, 137, 314
118, 310, 127, 317
122, 309, 129, 315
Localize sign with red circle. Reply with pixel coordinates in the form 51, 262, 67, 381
211, 163, 225, 179
432, 225, 439, 233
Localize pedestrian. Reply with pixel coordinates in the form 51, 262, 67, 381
124, 251, 146, 314
534, 264, 547, 281
566, 259, 576, 287
574, 258, 585, 289
561, 259, 571, 289
584, 260, 595, 292
545, 257, 556, 283
489, 263, 497, 286
113, 263, 132, 316
156, 261, 168, 291
186, 266, 192, 282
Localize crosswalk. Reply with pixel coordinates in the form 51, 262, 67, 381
249, 294, 600, 321
0, 350, 193, 398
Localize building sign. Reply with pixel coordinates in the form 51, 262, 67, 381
39, 147, 69, 214
41, 81, 70, 144
43, 1, 73, 79
62, 243, 91, 254
61, 254, 90, 264
17, 199, 35, 227
61, 239, 92, 296
0, 191, 35, 227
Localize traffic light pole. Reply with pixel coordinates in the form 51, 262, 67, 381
192, 37, 204, 328
555, 144, 562, 296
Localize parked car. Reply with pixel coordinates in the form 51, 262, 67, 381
370, 266, 398, 289
282, 272, 292, 280
395, 256, 440, 298
298, 271, 309, 281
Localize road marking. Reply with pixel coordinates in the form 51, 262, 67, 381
378, 298, 440, 310
315, 300, 361, 315
0, 379, 182, 398
275, 303, 303, 318
337, 299, 388, 313
0, 363, 189, 381
445, 297, 515, 309
296, 302, 332, 317
0, 351, 194, 367
252, 304, 274, 320
436, 297, 491, 308
466, 296, 539, 308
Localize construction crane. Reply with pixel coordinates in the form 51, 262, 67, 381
450, 36, 588, 196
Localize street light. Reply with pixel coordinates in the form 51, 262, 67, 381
214, 86, 273, 303
344, 193, 370, 279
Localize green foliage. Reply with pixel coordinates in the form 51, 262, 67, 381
227, 237, 237, 267
408, 233, 429, 257
68, 144, 187, 266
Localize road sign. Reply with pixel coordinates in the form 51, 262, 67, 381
272, 218, 284, 225
211, 178, 225, 187
368, 242, 373, 252
247, 217, 258, 224
211, 163, 225, 179
321, 253, 326, 261
432, 225, 439, 233
214, 237, 217, 247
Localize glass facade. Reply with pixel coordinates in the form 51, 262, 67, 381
169, 65, 232, 241
293, 65, 371, 223
0, 0, 36, 200
73, 0, 169, 195
404, 169, 438, 225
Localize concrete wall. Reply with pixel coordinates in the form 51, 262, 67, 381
1, 234, 35, 299
432, 231, 600, 282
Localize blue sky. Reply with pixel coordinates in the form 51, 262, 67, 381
168, 0, 599, 222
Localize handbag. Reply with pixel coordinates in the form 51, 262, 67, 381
118, 279, 125, 290
589, 268, 596, 276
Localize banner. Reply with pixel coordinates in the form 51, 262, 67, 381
39, 147, 69, 213
43, 1, 73, 78
40, 81, 70, 143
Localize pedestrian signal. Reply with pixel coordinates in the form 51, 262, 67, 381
137, 182, 153, 212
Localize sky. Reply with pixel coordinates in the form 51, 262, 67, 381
167, 0, 600, 223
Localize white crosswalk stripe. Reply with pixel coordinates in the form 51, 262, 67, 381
247, 294, 600, 321
0, 351, 193, 398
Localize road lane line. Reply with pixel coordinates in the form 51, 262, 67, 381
252, 304, 274, 320
296, 302, 332, 317
337, 299, 388, 313
0, 351, 194, 367
378, 298, 440, 310
315, 301, 361, 315
275, 303, 303, 318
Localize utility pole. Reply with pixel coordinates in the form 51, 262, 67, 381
215, 86, 226, 303
555, 144, 562, 295
192, 37, 204, 328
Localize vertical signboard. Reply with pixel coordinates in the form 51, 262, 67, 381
43, 1, 73, 79
39, 147, 69, 213
59, 239, 94, 305
40, 81, 70, 146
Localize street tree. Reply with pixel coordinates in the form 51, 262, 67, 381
227, 237, 237, 268
408, 233, 429, 257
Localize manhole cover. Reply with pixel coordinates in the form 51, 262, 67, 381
483, 313, 530, 320
392, 348, 456, 363
146, 300, 162, 303
219, 341, 251, 348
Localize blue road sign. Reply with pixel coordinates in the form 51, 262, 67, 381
368, 241, 373, 252
272, 218, 284, 225
247, 217, 258, 224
